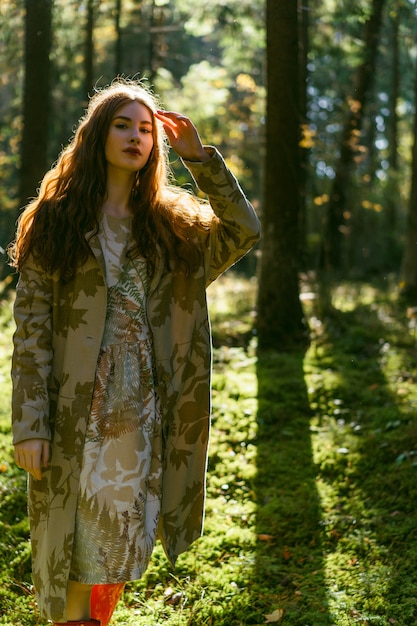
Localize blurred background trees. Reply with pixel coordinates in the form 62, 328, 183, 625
2, 0, 417, 346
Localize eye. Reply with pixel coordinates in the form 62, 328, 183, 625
140, 127, 152, 134
115, 122, 128, 129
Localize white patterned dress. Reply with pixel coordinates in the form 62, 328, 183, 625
70, 212, 162, 584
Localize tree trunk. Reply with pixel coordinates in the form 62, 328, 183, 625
386, 5, 399, 232
84, 0, 95, 97
147, 0, 158, 83
114, 0, 123, 75
19, 0, 52, 207
321, 0, 386, 270
257, 0, 308, 351
298, 0, 309, 267
400, 71, 417, 299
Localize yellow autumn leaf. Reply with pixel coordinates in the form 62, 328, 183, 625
265, 608, 284, 623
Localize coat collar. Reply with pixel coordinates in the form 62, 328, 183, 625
85, 228, 165, 293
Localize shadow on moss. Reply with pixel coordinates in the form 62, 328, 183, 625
255, 349, 332, 625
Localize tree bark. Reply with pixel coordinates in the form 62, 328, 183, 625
19, 0, 52, 207
321, 0, 386, 270
257, 0, 308, 351
84, 0, 95, 97
114, 0, 123, 75
298, 0, 309, 266
400, 71, 417, 299
386, 6, 399, 233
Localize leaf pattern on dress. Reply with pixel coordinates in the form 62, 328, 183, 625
70, 213, 162, 587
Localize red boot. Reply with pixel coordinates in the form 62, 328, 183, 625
90, 583, 125, 626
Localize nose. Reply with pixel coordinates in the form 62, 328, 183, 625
130, 129, 140, 143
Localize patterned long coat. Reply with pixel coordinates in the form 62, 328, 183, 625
11, 149, 260, 621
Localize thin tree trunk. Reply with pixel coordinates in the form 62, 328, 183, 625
19, 0, 52, 207
148, 0, 156, 83
84, 0, 95, 97
298, 0, 309, 266
400, 71, 417, 299
322, 0, 386, 270
257, 0, 308, 351
115, 0, 122, 75
386, 6, 399, 233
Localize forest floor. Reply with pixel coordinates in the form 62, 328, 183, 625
1, 274, 417, 625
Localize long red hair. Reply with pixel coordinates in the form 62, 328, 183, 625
9, 79, 216, 281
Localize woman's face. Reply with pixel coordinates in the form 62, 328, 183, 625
105, 100, 154, 176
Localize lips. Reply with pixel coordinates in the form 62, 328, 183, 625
123, 148, 141, 156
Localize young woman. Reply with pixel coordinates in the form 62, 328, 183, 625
9, 79, 260, 625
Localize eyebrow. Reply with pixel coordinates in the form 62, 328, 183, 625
113, 115, 153, 126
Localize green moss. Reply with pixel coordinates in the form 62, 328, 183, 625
1, 277, 417, 624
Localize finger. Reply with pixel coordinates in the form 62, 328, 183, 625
155, 110, 177, 126
155, 110, 190, 131
156, 110, 187, 120
158, 125, 177, 146
41, 441, 50, 468
25, 451, 38, 479
29, 465, 42, 481
14, 454, 22, 470
14, 447, 26, 470
29, 454, 43, 480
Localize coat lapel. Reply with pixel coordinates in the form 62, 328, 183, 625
148, 245, 164, 297
86, 229, 106, 278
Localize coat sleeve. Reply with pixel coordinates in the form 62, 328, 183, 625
184, 147, 261, 285
11, 259, 53, 444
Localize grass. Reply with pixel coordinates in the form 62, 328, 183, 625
0, 274, 417, 624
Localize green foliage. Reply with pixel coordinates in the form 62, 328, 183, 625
3, 0, 417, 278
2, 276, 417, 624
0, 0, 265, 276
0, 1, 24, 259
305, 0, 417, 273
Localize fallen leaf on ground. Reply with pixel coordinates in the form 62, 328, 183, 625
265, 608, 284, 622
163, 586, 175, 598
163, 587, 185, 605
